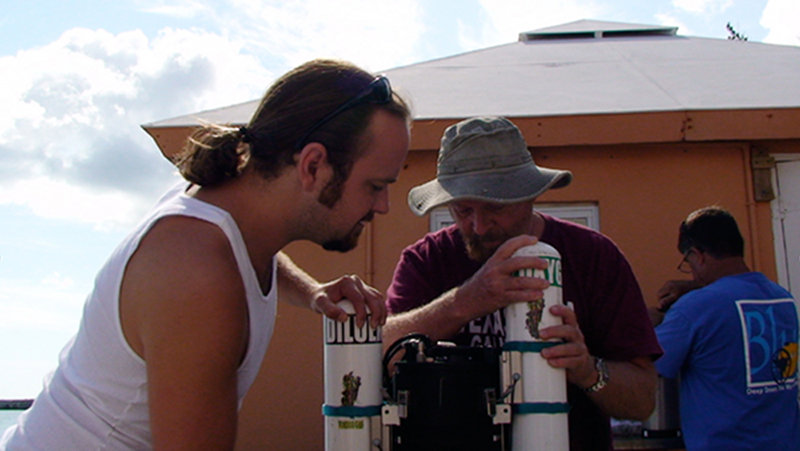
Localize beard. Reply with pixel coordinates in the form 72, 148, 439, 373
322, 211, 374, 253
317, 172, 357, 252
463, 229, 512, 262
318, 171, 345, 208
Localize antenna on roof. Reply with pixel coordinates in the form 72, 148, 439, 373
726, 22, 748, 41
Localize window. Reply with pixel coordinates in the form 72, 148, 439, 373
536, 203, 599, 230
429, 208, 456, 231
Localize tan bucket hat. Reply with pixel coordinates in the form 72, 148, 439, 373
408, 116, 572, 216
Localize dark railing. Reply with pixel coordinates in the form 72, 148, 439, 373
0, 400, 33, 410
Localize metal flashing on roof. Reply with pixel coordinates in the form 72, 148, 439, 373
519, 19, 678, 41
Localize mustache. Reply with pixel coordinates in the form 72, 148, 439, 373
466, 230, 506, 246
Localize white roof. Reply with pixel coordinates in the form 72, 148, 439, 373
145, 19, 800, 127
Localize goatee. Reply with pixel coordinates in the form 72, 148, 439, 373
322, 212, 374, 253
464, 231, 507, 262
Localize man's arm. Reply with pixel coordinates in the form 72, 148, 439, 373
383, 287, 469, 348
648, 279, 702, 326
541, 304, 657, 420
277, 252, 386, 328
591, 357, 657, 420
384, 235, 548, 350
121, 216, 246, 450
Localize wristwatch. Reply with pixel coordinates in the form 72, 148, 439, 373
583, 357, 609, 393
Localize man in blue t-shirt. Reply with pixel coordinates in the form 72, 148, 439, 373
651, 206, 800, 450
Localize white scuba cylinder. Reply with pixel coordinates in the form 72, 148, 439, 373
503, 242, 569, 451
323, 300, 383, 451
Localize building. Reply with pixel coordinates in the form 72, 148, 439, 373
142, 20, 800, 449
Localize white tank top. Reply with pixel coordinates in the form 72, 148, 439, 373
1, 183, 278, 450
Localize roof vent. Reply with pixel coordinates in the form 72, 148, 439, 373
519, 20, 678, 42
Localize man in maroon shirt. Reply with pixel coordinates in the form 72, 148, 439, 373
384, 116, 661, 450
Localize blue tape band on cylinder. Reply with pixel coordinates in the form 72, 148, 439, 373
512, 402, 571, 414
321, 404, 382, 418
503, 341, 560, 352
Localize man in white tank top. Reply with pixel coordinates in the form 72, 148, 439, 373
1, 59, 411, 450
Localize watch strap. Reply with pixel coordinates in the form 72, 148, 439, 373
583, 357, 609, 393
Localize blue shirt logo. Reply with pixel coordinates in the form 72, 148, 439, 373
736, 298, 799, 391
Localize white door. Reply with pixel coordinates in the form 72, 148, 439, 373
772, 158, 800, 296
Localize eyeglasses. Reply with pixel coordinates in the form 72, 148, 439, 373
677, 250, 693, 273
294, 75, 392, 150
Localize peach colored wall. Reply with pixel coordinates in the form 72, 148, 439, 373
234, 139, 789, 450
531, 142, 768, 302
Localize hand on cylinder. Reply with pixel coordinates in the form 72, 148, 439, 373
538, 304, 596, 388
311, 275, 386, 329
457, 235, 551, 318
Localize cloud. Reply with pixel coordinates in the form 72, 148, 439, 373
0, 26, 270, 228
136, 0, 215, 19
0, 0, 439, 231
671, 0, 732, 15
761, 0, 800, 46
0, 177, 156, 231
168, 0, 430, 73
654, 13, 692, 36
0, 274, 84, 333
0, 273, 86, 397
461, 0, 607, 49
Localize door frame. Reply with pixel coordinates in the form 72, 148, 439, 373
770, 153, 800, 295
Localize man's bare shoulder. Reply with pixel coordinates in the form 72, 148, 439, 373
120, 214, 247, 357
136, 214, 237, 276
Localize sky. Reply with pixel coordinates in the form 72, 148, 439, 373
1, 0, 798, 399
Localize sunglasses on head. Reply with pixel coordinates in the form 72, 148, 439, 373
294, 75, 392, 150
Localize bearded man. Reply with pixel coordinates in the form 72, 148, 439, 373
383, 116, 661, 451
